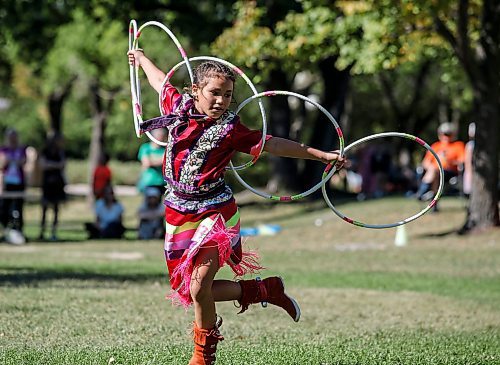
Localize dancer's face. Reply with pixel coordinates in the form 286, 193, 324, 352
192, 76, 233, 119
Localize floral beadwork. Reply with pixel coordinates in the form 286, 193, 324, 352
164, 185, 234, 214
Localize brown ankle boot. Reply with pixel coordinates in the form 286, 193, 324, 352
188, 320, 224, 365
237, 276, 301, 322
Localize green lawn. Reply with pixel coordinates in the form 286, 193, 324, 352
1, 195, 499, 364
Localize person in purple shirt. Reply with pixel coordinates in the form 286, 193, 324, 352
0, 128, 27, 234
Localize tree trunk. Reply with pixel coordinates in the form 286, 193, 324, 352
265, 68, 298, 193
461, 0, 500, 231
465, 89, 499, 231
301, 56, 351, 198
434, 0, 500, 232
47, 78, 74, 135
88, 82, 107, 204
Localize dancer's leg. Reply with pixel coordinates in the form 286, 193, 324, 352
212, 280, 242, 302
190, 246, 219, 329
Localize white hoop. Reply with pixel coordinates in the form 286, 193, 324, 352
128, 20, 141, 138
160, 56, 267, 167
135, 21, 194, 82
231, 91, 345, 201
128, 20, 193, 144
322, 132, 445, 229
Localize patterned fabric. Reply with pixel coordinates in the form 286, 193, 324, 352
164, 203, 240, 262
166, 185, 234, 214
140, 86, 264, 214
139, 82, 268, 307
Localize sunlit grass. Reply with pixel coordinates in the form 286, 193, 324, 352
1, 195, 499, 364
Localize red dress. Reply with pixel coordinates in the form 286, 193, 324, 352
140, 82, 268, 307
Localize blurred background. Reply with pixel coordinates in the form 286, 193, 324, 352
0, 0, 498, 235
0, 3, 499, 363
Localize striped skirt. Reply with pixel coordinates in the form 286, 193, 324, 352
164, 199, 262, 307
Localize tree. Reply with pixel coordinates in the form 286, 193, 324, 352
432, 0, 499, 231
215, 0, 498, 231
0, 0, 88, 137
337, 0, 499, 231
0, 0, 237, 155
212, 1, 295, 191
213, 1, 354, 192
270, 3, 356, 193
43, 11, 129, 195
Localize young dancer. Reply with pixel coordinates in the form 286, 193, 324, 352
128, 49, 344, 365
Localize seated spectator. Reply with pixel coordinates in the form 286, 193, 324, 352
85, 185, 125, 239
137, 187, 165, 240
93, 152, 112, 200
416, 122, 465, 206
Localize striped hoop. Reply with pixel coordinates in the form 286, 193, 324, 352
128, 20, 141, 138
129, 20, 193, 145
322, 132, 445, 229
162, 56, 267, 169
231, 90, 345, 201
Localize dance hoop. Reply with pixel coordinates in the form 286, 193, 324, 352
128, 20, 141, 138
231, 91, 345, 201
322, 132, 444, 229
128, 20, 193, 144
161, 56, 267, 168
133, 20, 194, 82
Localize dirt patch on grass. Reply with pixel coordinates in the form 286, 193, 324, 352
0, 246, 39, 253
335, 242, 387, 251
64, 250, 145, 261
105, 252, 144, 260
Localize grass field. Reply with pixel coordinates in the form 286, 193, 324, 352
1, 195, 499, 364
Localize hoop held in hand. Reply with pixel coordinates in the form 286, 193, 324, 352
321, 132, 444, 229
231, 90, 345, 201
129, 20, 194, 145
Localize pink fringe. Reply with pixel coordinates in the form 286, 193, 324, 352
229, 249, 263, 277
167, 216, 264, 309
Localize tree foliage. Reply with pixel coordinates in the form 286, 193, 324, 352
212, 0, 498, 229
0, 0, 497, 229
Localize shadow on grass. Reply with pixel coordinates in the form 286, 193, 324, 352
24, 233, 145, 245
0, 266, 166, 287
415, 229, 459, 238
21, 223, 142, 245
240, 192, 465, 226
239, 190, 359, 226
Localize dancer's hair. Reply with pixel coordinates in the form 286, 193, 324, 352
192, 61, 236, 88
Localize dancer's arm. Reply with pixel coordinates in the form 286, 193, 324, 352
264, 137, 345, 166
128, 50, 166, 94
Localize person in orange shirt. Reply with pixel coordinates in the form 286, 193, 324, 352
416, 123, 465, 203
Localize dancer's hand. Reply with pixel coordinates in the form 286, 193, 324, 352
323, 150, 347, 170
127, 49, 145, 67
